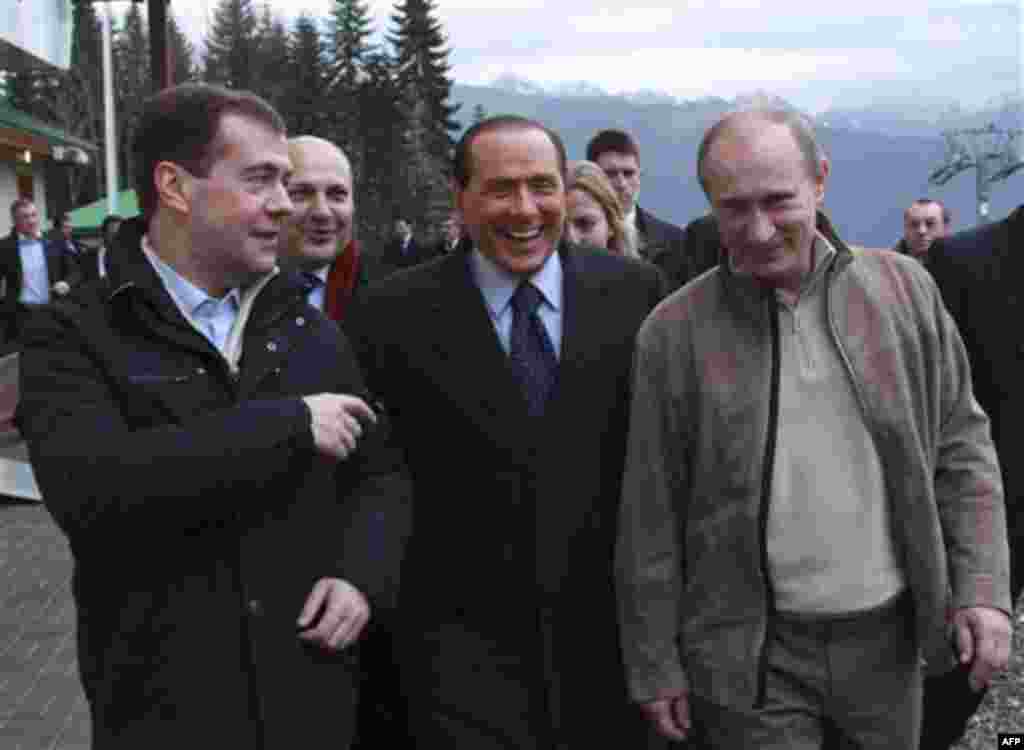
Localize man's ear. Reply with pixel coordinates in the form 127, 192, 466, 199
814, 158, 830, 206
153, 161, 192, 216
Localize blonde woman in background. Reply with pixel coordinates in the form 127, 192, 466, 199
565, 160, 638, 257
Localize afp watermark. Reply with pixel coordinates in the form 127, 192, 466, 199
999, 734, 1024, 746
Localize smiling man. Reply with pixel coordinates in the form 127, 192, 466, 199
279, 136, 368, 324
616, 107, 1011, 750
349, 115, 666, 749
15, 84, 408, 747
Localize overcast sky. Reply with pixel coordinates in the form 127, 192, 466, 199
169, 0, 1020, 114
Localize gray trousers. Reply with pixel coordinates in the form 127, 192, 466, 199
693, 593, 922, 749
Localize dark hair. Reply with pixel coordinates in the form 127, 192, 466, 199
133, 83, 286, 221
697, 107, 824, 197
10, 197, 34, 220
452, 115, 567, 189
907, 198, 951, 226
585, 129, 640, 163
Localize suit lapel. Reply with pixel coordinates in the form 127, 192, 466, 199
429, 251, 530, 452
547, 246, 609, 426
44, 241, 62, 287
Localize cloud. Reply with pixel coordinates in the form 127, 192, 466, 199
567, 8, 675, 34
457, 46, 914, 98
169, 0, 1014, 113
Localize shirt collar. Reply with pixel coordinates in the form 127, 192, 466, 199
17, 234, 41, 243
141, 234, 241, 319
770, 231, 836, 304
470, 247, 562, 319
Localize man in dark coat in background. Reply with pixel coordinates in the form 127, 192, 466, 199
350, 115, 667, 749
0, 198, 82, 351
925, 205, 1023, 749
15, 83, 409, 749
586, 128, 696, 289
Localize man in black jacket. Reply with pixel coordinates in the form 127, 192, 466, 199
15, 83, 408, 748
586, 129, 696, 289
925, 206, 1023, 749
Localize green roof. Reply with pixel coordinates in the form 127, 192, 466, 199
68, 189, 139, 230
0, 98, 96, 151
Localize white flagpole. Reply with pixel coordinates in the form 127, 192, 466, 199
101, 3, 118, 215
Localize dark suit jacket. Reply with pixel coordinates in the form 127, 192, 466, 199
350, 243, 666, 749
930, 207, 1024, 602
0, 232, 83, 348
637, 206, 716, 292
380, 235, 432, 273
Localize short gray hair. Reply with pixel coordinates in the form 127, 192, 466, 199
696, 104, 825, 198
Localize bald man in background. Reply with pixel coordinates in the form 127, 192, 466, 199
279, 136, 372, 325
279, 136, 412, 747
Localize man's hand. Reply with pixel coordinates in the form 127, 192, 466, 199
952, 605, 1012, 692
303, 393, 376, 461
640, 692, 692, 742
296, 578, 370, 651
52, 280, 70, 296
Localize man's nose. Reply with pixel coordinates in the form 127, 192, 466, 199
267, 181, 293, 217
747, 209, 774, 243
511, 186, 540, 217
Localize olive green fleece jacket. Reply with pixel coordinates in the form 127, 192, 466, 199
615, 212, 1010, 710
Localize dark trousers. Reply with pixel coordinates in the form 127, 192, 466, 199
351, 625, 412, 749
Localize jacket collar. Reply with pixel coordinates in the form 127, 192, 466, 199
719, 210, 854, 313
105, 216, 306, 331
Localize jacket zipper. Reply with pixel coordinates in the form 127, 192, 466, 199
755, 303, 781, 708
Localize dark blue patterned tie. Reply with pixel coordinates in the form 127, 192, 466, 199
509, 282, 558, 417
301, 271, 323, 294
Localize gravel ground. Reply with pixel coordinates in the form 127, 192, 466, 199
954, 603, 1024, 749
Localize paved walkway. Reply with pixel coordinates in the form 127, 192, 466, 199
0, 498, 90, 750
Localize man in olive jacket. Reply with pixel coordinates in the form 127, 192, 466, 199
616, 107, 1011, 749
15, 84, 409, 748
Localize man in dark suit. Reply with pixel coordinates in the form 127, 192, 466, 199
52, 212, 85, 258
278, 136, 372, 327
0, 198, 82, 351
924, 206, 1023, 749
586, 129, 694, 290
380, 217, 427, 272
51, 211, 84, 258
350, 115, 667, 749
894, 198, 951, 270
278, 134, 411, 748
78, 213, 123, 282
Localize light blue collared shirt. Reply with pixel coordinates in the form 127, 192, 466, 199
142, 242, 241, 355
17, 236, 50, 305
470, 249, 563, 358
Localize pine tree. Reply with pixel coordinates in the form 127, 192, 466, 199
388, 0, 459, 237
114, 3, 150, 193
251, 4, 290, 112
355, 50, 406, 248
202, 0, 258, 90
325, 0, 375, 176
282, 14, 330, 137
168, 13, 198, 84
